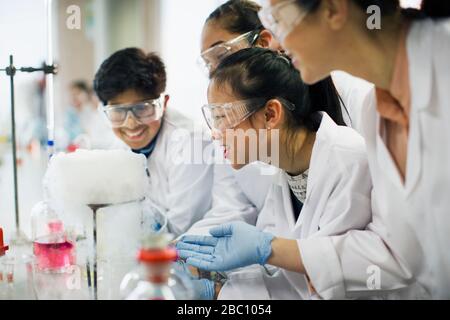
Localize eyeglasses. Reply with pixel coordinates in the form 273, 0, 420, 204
198, 30, 260, 75
258, 0, 308, 43
103, 95, 164, 128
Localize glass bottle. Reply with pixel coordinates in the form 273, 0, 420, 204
120, 234, 193, 300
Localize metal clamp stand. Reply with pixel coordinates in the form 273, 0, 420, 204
0, 55, 57, 246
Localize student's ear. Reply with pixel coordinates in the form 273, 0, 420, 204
255, 29, 273, 49
264, 99, 283, 129
322, 0, 349, 31
164, 94, 170, 111
257, 29, 284, 52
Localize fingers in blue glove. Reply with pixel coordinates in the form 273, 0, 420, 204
209, 223, 234, 237
180, 235, 218, 246
176, 241, 215, 255
192, 278, 215, 300
173, 260, 198, 280
177, 250, 215, 262
186, 256, 214, 271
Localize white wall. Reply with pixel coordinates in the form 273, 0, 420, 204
0, 0, 49, 238
160, 0, 224, 124
401, 0, 422, 9
0, 0, 47, 135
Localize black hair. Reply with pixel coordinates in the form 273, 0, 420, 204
206, 0, 264, 34
421, 0, 450, 18
93, 47, 166, 105
71, 80, 90, 93
211, 47, 346, 132
296, 0, 450, 18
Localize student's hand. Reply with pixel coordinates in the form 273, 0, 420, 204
176, 222, 275, 272
191, 278, 215, 300
174, 261, 214, 300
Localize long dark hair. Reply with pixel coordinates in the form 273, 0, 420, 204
296, 0, 450, 19
211, 48, 346, 132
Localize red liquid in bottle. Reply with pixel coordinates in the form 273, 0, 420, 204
33, 236, 76, 271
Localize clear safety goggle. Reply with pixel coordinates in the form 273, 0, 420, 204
103, 95, 165, 128
201, 98, 267, 133
201, 97, 296, 134
197, 30, 260, 75
258, 0, 308, 43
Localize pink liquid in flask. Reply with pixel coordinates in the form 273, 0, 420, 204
33, 236, 76, 271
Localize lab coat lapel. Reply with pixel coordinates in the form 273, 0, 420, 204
374, 101, 422, 196
375, 115, 405, 191
404, 112, 422, 196
408, 20, 432, 113
403, 21, 433, 195
277, 173, 297, 230
294, 113, 329, 232
372, 22, 431, 196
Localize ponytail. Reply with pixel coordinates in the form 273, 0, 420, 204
306, 77, 346, 127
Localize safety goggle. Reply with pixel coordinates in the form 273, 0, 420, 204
202, 97, 296, 134
201, 98, 267, 133
103, 95, 164, 128
197, 30, 260, 75
258, 0, 308, 43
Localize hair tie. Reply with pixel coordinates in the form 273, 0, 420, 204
275, 51, 292, 66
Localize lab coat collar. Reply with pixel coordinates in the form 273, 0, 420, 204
305, 113, 336, 202
132, 128, 161, 158
372, 20, 429, 196
273, 113, 338, 230
294, 113, 339, 229
277, 112, 337, 205
274, 171, 298, 230
408, 19, 433, 112
374, 103, 423, 197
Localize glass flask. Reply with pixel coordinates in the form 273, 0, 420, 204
31, 201, 76, 272
120, 234, 194, 300
30, 201, 88, 299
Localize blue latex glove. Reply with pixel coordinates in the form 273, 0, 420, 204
173, 261, 215, 300
191, 279, 215, 300
176, 222, 275, 272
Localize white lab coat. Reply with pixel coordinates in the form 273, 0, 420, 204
144, 108, 214, 236
218, 113, 372, 300
300, 18, 450, 299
